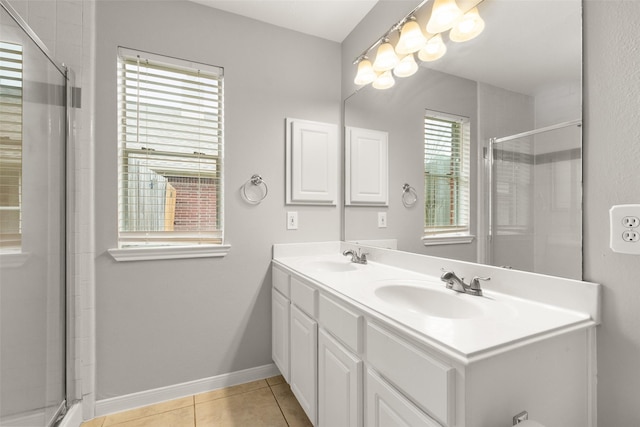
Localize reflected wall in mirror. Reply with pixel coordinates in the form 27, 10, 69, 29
343, 0, 582, 279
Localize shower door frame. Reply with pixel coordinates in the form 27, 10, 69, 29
0, 0, 75, 424
480, 119, 582, 271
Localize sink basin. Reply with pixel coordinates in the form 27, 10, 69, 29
306, 260, 359, 272
374, 284, 486, 319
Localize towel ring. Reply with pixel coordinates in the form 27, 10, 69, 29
242, 174, 268, 204
402, 183, 418, 207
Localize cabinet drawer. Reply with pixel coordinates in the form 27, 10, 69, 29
272, 266, 290, 297
366, 322, 454, 426
319, 294, 363, 354
291, 276, 318, 317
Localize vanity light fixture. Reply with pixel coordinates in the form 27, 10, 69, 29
352, 0, 486, 90
450, 7, 485, 42
418, 34, 447, 62
354, 57, 377, 85
372, 39, 400, 72
372, 70, 395, 90
393, 54, 419, 78
395, 17, 427, 55
426, 0, 464, 34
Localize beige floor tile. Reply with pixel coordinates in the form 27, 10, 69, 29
194, 379, 269, 404
195, 387, 287, 427
81, 417, 106, 427
265, 375, 285, 386
106, 406, 194, 427
103, 396, 194, 426
270, 383, 313, 427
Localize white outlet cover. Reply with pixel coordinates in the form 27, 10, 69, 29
610, 204, 640, 254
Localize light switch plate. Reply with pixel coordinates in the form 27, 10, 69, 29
287, 211, 298, 230
610, 204, 640, 254
378, 212, 387, 228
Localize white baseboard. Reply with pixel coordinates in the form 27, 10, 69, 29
95, 363, 280, 417
0, 411, 45, 427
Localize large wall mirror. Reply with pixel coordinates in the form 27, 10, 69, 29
343, 0, 583, 279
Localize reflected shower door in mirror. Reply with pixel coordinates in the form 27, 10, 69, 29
343, 0, 582, 279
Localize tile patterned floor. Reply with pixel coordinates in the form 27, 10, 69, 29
81, 376, 312, 427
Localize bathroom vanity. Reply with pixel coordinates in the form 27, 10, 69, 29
271, 242, 600, 427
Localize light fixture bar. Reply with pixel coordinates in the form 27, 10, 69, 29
352, 0, 486, 65
352, 0, 430, 65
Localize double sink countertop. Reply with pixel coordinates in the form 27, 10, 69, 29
273, 244, 600, 364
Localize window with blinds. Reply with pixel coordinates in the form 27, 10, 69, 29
424, 110, 470, 236
0, 42, 23, 250
117, 48, 223, 247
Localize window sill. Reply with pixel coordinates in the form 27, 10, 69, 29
108, 244, 231, 262
422, 234, 475, 246
0, 251, 30, 268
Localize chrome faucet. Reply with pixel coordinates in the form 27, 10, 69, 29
440, 269, 489, 296
343, 248, 368, 264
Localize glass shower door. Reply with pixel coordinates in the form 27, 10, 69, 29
488, 121, 582, 279
0, 4, 67, 426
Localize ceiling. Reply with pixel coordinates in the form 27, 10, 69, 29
188, 0, 582, 96
188, 0, 379, 43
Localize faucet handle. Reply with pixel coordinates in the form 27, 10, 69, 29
470, 276, 490, 290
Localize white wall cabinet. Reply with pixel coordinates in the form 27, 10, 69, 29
286, 118, 338, 205
318, 329, 362, 427
345, 126, 389, 205
290, 304, 318, 425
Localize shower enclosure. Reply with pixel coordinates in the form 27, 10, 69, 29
1, 1, 69, 425
485, 120, 583, 280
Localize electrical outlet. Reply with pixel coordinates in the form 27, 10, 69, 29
378, 212, 387, 228
610, 204, 640, 254
287, 211, 298, 230
622, 216, 640, 228
623, 230, 640, 242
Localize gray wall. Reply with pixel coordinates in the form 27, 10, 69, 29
584, 2, 640, 424
94, 1, 341, 399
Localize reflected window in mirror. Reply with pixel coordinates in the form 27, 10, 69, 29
0, 42, 23, 251
424, 110, 470, 243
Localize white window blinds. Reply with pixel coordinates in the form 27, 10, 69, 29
0, 42, 23, 249
424, 110, 470, 235
117, 48, 224, 247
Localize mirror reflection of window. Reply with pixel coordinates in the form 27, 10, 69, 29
0, 41, 23, 251
424, 110, 470, 237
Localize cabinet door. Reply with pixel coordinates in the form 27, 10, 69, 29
345, 126, 388, 205
318, 329, 362, 427
366, 369, 441, 427
272, 289, 290, 382
290, 305, 318, 425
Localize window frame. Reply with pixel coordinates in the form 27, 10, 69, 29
422, 109, 474, 246
111, 47, 229, 261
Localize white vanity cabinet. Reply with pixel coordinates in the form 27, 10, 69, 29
271, 267, 291, 382
366, 368, 441, 427
271, 261, 595, 427
290, 304, 318, 425
318, 329, 362, 427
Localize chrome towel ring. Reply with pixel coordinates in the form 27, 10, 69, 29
242, 174, 268, 204
402, 183, 417, 207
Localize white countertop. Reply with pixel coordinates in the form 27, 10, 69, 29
273, 252, 596, 362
